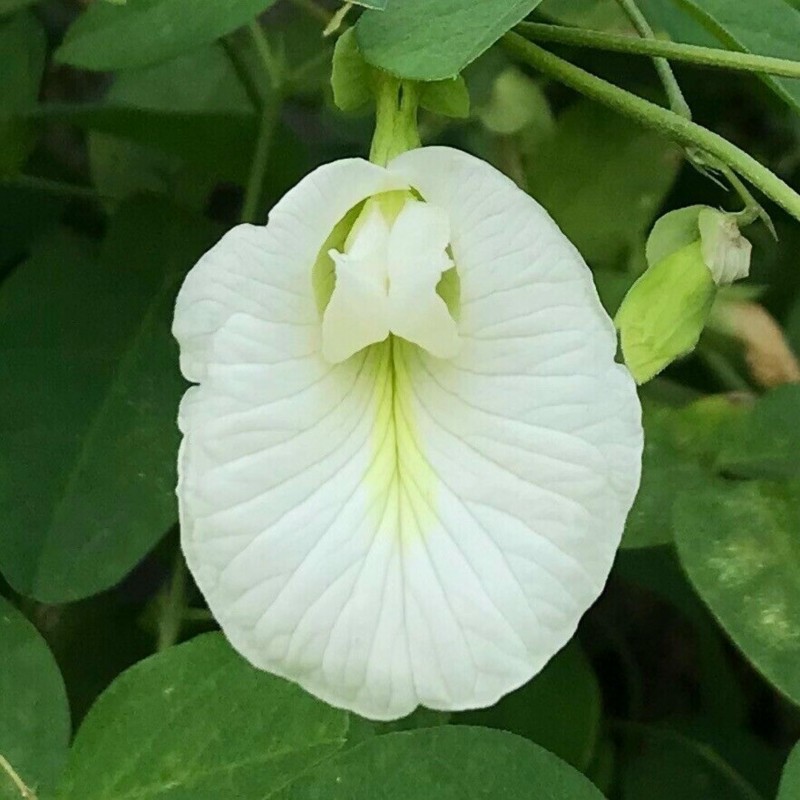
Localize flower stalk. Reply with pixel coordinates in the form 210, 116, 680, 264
369, 77, 422, 166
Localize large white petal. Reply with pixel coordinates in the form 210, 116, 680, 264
176, 147, 642, 721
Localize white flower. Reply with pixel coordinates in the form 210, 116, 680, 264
173, 146, 643, 721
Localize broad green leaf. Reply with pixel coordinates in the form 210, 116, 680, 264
276, 726, 605, 799
56, 0, 279, 71
716, 385, 800, 479
41, 44, 257, 182
0, 597, 70, 800
674, 481, 800, 707
622, 405, 708, 548
538, 0, 632, 30
620, 726, 763, 800
667, 0, 800, 115
57, 633, 349, 800
351, 0, 388, 8
458, 643, 601, 770
0, 11, 45, 176
357, 0, 546, 81
0, 199, 216, 602
526, 101, 682, 267
778, 743, 800, 800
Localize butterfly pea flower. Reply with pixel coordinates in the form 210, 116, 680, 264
616, 205, 753, 384
173, 145, 643, 720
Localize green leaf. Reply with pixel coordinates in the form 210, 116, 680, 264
538, 0, 632, 30
331, 28, 373, 112
623, 404, 709, 548
57, 633, 349, 800
0, 11, 45, 176
620, 726, 763, 800
674, 480, 800, 707
0, 597, 70, 800
778, 743, 800, 800
668, 0, 800, 115
356, 0, 546, 81
526, 101, 682, 268
419, 77, 471, 118
41, 43, 257, 182
0, 199, 216, 602
56, 0, 279, 71
716, 386, 800, 479
332, 28, 471, 118
276, 726, 605, 799
457, 643, 601, 770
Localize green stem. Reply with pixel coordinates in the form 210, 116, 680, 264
241, 101, 279, 223
240, 21, 282, 224
502, 33, 800, 223
156, 553, 188, 652
614, 0, 692, 119
515, 22, 800, 80
369, 78, 421, 166
0, 754, 36, 800
248, 20, 282, 89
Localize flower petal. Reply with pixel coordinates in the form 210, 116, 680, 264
173, 158, 406, 382
176, 147, 642, 721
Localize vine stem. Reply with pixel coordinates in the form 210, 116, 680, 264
0, 754, 36, 800
515, 22, 800, 79
614, 0, 692, 119
240, 21, 282, 224
502, 33, 800, 224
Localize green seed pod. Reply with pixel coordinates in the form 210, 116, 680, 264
615, 240, 716, 384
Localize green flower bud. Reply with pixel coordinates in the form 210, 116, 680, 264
615, 240, 716, 384
616, 205, 752, 383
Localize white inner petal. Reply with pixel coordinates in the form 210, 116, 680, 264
321, 197, 461, 364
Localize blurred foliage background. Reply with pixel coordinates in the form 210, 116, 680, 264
2, 1, 800, 798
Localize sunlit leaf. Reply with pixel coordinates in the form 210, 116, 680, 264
675, 480, 800, 707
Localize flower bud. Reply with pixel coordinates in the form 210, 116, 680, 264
615, 240, 716, 384
616, 206, 752, 383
